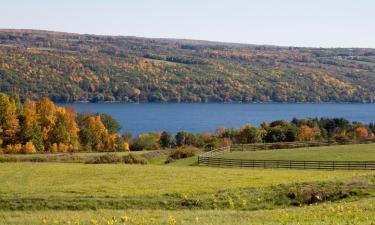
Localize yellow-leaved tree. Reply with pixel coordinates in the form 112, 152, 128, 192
0, 93, 20, 145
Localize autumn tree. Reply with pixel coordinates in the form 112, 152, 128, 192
355, 127, 369, 140
79, 115, 109, 151
0, 93, 20, 145
19, 99, 43, 151
297, 125, 321, 142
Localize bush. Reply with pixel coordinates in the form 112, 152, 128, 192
85, 154, 122, 164
168, 146, 198, 160
335, 134, 350, 144
122, 154, 147, 164
131, 132, 160, 151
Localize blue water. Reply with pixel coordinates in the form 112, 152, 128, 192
61, 103, 375, 135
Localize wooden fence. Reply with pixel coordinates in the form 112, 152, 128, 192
230, 139, 375, 151
198, 157, 375, 170
199, 146, 231, 157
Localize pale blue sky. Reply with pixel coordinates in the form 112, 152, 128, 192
0, 0, 374, 48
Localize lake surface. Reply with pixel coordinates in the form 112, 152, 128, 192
61, 103, 375, 135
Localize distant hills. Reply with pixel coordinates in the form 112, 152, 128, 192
0, 29, 374, 103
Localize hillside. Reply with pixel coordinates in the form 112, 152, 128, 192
0, 29, 375, 103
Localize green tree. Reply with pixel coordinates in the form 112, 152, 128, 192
160, 131, 175, 148
238, 124, 262, 144
97, 113, 122, 133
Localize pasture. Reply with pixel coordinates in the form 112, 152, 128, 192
1, 143, 375, 224
219, 143, 375, 161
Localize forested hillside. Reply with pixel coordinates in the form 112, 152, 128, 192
0, 29, 375, 103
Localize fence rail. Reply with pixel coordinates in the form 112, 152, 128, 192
198, 156, 375, 170
199, 146, 230, 157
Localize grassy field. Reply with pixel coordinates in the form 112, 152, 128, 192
1, 143, 375, 224
219, 143, 375, 161
2, 163, 371, 198
1, 197, 375, 224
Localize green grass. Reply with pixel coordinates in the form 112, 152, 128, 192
168, 156, 199, 166
219, 143, 375, 161
0, 163, 374, 211
3, 163, 372, 197
1, 197, 375, 224
1, 157, 375, 224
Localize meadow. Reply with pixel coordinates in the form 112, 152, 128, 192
1, 144, 375, 224
2, 197, 375, 225
219, 143, 375, 161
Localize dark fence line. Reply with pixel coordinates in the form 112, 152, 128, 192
230, 139, 375, 151
198, 157, 375, 170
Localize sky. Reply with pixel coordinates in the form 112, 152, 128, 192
0, 0, 374, 48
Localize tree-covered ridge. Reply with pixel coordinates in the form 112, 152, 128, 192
0, 29, 375, 103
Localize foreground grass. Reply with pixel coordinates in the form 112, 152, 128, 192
1, 163, 372, 197
220, 143, 375, 161
0, 163, 374, 211
1, 197, 375, 225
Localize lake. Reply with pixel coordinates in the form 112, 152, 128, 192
61, 103, 375, 135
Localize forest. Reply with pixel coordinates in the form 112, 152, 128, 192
0, 92, 374, 154
0, 29, 375, 103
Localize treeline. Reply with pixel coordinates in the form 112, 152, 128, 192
0, 93, 129, 154
0, 92, 374, 154
0, 29, 375, 103
126, 118, 375, 151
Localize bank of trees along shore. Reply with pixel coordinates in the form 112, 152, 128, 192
0, 91, 374, 154
0, 93, 129, 154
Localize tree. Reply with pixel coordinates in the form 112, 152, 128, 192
21, 123, 43, 151
238, 124, 262, 144
97, 113, 122, 133
297, 125, 320, 142
48, 108, 80, 152
265, 127, 287, 143
355, 127, 369, 140
22, 141, 36, 154
175, 131, 187, 147
160, 131, 175, 148
36, 97, 57, 143
85, 116, 108, 151
131, 132, 160, 150
0, 93, 20, 145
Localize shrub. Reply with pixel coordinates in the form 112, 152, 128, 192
168, 146, 198, 160
22, 141, 37, 154
120, 142, 130, 151
122, 154, 147, 164
85, 154, 122, 164
131, 132, 160, 150
335, 134, 350, 144
4, 144, 22, 154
